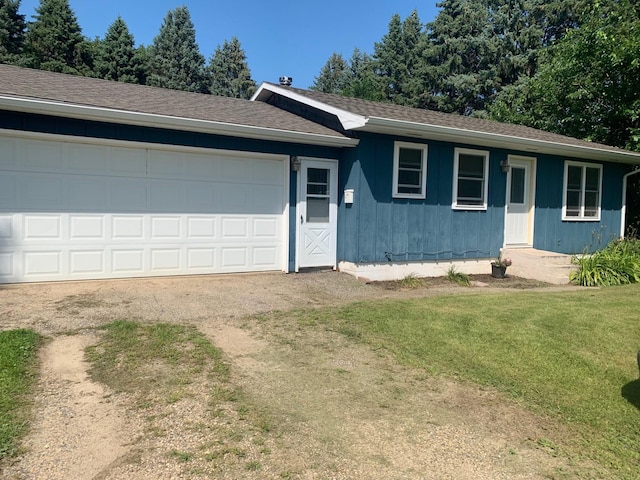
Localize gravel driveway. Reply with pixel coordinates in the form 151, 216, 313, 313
0, 272, 595, 479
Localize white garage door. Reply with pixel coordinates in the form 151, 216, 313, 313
0, 133, 287, 283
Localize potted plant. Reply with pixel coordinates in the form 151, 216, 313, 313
491, 254, 512, 278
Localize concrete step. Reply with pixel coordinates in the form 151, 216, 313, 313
501, 248, 576, 285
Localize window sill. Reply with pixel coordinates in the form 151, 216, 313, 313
452, 204, 487, 211
562, 216, 601, 222
393, 193, 426, 200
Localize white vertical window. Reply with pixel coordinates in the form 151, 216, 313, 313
562, 161, 602, 221
392, 141, 428, 199
452, 148, 489, 210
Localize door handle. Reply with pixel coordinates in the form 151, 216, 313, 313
300, 215, 304, 224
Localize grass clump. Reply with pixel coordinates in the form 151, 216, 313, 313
446, 266, 470, 286
301, 286, 640, 478
571, 237, 640, 286
399, 274, 424, 289
0, 329, 42, 459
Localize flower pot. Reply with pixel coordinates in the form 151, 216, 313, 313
491, 264, 507, 278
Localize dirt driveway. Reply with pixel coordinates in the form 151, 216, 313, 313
0, 272, 593, 479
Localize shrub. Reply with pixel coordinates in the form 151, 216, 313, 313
570, 238, 640, 286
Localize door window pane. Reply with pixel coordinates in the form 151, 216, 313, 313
307, 197, 329, 223
510, 167, 525, 204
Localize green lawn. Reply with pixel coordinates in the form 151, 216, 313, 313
293, 285, 640, 478
0, 329, 41, 459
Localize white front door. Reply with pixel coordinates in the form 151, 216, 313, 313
297, 159, 338, 269
505, 156, 536, 246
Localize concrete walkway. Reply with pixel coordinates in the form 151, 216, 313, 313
502, 248, 576, 285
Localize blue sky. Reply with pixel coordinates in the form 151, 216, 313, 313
18, 0, 439, 89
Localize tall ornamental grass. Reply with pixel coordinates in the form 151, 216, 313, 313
571, 237, 640, 286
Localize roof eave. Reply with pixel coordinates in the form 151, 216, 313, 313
0, 95, 359, 148
252, 83, 368, 130
363, 117, 640, 164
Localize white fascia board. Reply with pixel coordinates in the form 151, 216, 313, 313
0, 95, 359, 148
251, 83, 368, 130
363, 117, 640, 164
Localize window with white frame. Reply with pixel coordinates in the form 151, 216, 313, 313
453, 148, 489, 209
563, 161, 602, 220
393, 141, 428, 199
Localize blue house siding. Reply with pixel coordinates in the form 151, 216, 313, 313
532, 155, 627, 253
337, 132, 631, 266
337, 133, 507, 265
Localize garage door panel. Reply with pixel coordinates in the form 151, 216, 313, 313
69, 250, 105, 274
69, 215, 105, 240
0, 135, 286, 283
0, 174, 18, 208
24, 250, 62, 276
151, 217, 182, 239
22, 175, 64, 208
187, 248, 215, 269
110, 179, 148, 210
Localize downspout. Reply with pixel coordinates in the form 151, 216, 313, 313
620, 168, 640, 237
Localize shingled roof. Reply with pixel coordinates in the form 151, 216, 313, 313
0, 64, 355, 147
253, 83, 640, 163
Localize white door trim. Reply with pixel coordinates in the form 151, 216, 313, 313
504, 155, 537, 247
295, 157, 338, 271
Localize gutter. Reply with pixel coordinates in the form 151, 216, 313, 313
0, 95, 359, 148
363, 117, 640, 165
620, 168, 640, 236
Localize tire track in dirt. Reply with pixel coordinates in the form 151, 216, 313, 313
2, 334, 139, 480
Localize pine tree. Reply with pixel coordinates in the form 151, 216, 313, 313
311, 52, 350, 94
420, 0, 501, 115
24, 0, 92, 74
0, 0, 25, 63
94, 16, 142, 83
207, 36, 256, 99
148, 6, 207, 93
373, 10, 426, 105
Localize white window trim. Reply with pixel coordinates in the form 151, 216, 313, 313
562, 160, 603, 221
392, 141, 428, 199
452, 147, 490, 210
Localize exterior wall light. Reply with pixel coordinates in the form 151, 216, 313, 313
291, 155, 301, 171
500, 160, 510, 173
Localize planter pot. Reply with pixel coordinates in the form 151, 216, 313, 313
491, 264, 507, 278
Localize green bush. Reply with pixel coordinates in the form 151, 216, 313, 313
571, 238, 640, 286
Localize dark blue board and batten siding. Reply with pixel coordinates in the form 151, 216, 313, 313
533, 154, 626, 254
337, 132, 628, 266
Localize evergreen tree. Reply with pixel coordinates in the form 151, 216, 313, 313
420, 0, 501, 115
148, 6, 207, 93
207, 36, 256, 99
373, 10, 426, 105
0, 0, 25, 63
24, 0, 92, 74
311, 52, 350, 94
94, 17, 142, 83
342, 48, 386, 101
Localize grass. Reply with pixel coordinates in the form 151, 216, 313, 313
399, 273, 424, 288
571, 237, 640, 286
446, 265, 470, 286
291, 285, 640, 478
0, 329, 42, 460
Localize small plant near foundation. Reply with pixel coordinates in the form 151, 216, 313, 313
399, 274, 424, 288
447, 266, 470, 286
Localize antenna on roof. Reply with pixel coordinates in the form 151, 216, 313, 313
279, 76, 293, 87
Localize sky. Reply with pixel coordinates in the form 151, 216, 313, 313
18, 0, 440, 89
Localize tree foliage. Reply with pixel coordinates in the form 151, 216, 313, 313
147, 5, 207, 93
0, 0, 25, 63
94, 17, 143, 83
24, 0, 92, 74
208, 36, 256, 99
311, 52, 350, 94
489, 0, 640, 152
